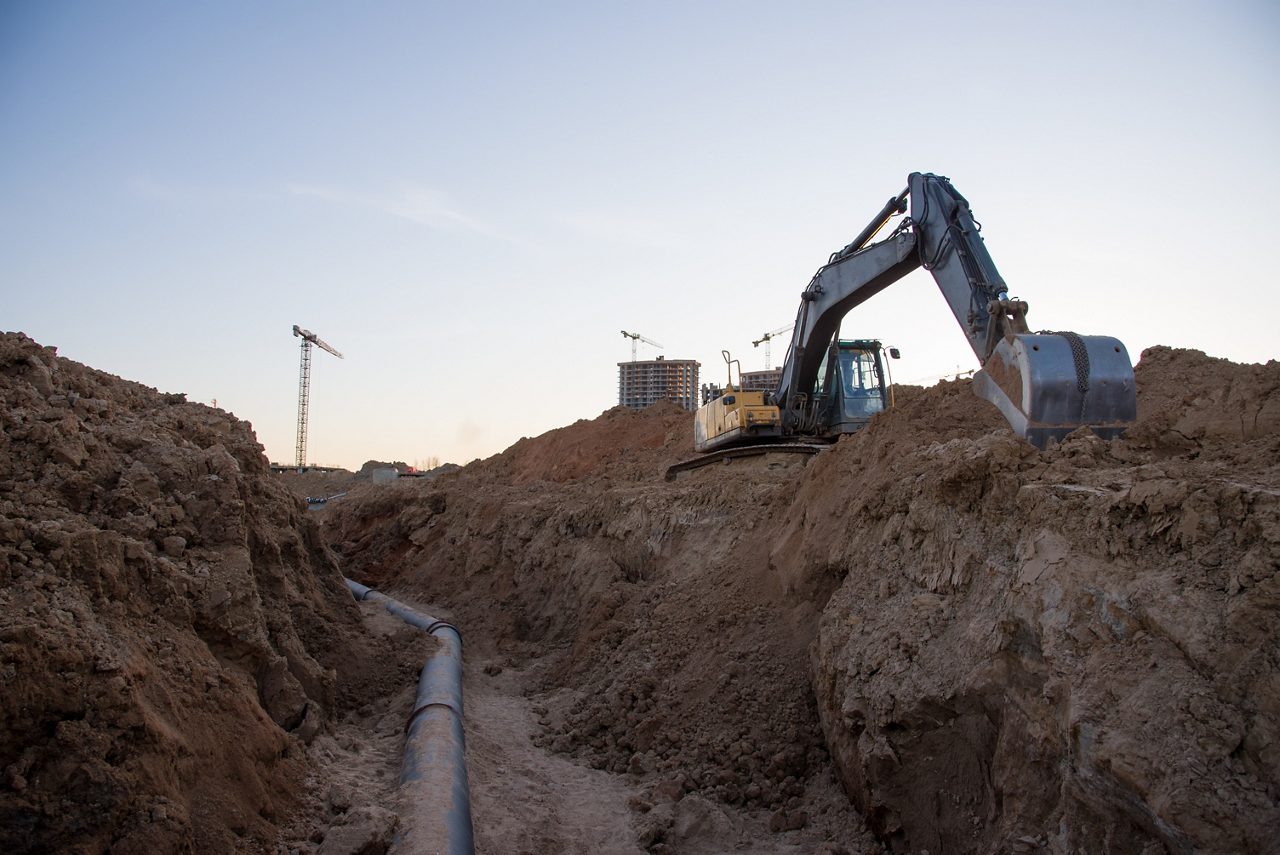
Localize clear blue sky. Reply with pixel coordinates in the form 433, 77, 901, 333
3, 1, 1277, 468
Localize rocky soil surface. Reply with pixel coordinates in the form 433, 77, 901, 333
803, 346, 1280, 853
326, 347, 1280, 854
3, 328, 1276, 855
0, 333, 404, 853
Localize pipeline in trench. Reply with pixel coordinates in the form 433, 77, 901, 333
344, 578, 474, 855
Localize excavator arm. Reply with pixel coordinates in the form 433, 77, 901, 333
774, 172, 1136, 447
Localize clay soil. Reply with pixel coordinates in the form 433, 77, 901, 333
3, 329, 1278, 854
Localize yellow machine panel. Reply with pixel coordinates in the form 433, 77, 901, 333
693, 389, 782, 453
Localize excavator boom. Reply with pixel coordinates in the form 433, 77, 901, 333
774, 172, 1135, 448
677, 171, 1136, 473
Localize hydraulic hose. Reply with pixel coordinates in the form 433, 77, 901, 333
343, 578, 474, 855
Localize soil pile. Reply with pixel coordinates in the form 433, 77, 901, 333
802, 348, 1280, 853
275, 468, 361, 503
0, 333, 371, 853
276, 461, 464, 506
466, 402, 691, 485
32, 334, 1273, 853
1132, 344, 1280, 442
327, 347, 1279, 853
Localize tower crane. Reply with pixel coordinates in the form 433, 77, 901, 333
292, 325, 343, 469
752, 324, 793, 370
620, 330, 663, 361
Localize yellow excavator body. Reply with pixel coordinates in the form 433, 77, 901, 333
693, 389, 783, 453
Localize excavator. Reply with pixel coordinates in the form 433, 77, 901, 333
667, 172, 1136, 479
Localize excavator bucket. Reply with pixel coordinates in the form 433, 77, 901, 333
972, 332, 1136, 448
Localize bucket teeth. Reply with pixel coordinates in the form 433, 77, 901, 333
974, 333, 1136, 448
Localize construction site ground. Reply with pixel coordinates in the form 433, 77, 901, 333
1, 330, 1277, 854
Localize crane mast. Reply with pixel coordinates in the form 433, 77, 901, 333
292, 325, 343, 469
752, 324, 793, 370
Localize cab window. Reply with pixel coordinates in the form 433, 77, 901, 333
812, 350, 830, 397
839, 349, 884, 418
841, 350, 881, 396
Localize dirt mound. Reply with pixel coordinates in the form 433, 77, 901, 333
0, 333, 372, 853
801, 349, 1280, 853
1132, 345, 1280, 443
328, 346, 1279, 853
467, 402, 691, 485
357, 460, 413, 477
274, 468, 360, 503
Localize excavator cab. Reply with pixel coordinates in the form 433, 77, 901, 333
815, 339, 894, 435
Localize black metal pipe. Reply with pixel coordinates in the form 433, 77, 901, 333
343, 578, 474, 855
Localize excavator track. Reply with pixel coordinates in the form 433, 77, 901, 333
664, 442, 828, 481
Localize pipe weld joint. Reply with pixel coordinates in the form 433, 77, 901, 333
425, 620, 460, 639
405, 701, 462, 733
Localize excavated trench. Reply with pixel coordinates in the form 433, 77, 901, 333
2, 331, 1278, 854
323, 345, 1280, 854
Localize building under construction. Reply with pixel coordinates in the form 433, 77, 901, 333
740, 368, 783, 393
618, 356, 700, 411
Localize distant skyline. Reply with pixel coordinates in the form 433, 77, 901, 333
4, 1, 1278, 469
